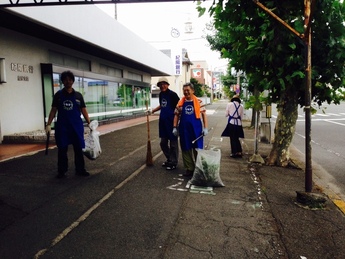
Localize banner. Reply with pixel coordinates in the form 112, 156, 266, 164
171, 48, 182, 75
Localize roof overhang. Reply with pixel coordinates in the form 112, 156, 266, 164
0, 6, 175, 76
0, 0, 200, 8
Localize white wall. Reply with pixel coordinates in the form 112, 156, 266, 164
0, 28, 47, 137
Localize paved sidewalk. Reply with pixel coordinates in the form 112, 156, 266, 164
164, 100, 345, 259
0, 116, 159, 162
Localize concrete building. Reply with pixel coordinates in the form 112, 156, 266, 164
0, 6, 174, 143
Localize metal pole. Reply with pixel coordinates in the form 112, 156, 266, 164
254, 110, 260, 155
305, 11, 312, 192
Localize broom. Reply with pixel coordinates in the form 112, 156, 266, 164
145, 100, 153, 166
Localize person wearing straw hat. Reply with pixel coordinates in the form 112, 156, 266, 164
151, 77, 180, 170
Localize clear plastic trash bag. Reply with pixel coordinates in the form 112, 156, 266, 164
190, 148, 224, 187
83, 120, 101, 160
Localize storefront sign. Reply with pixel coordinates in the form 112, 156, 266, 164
11, 63, 34, 73
17, 76, 29, 81
11, 63, 33, 81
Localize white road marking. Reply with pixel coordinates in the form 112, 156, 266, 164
206, 109, 216, 115
324, 119, 345, 126
294, 132, 345, 159
34, 151, 163, 258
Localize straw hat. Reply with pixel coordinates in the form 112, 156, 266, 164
157, 77, 170, 86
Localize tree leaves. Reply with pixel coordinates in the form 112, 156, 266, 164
203, 0, 345, 106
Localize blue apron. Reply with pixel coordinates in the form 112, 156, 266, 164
221, 102, 244, 138
55, 90, 85, 149
179, 100, 203, 150
159, 91, 177, 140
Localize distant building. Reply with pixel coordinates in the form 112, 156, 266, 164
151, 48, 193, 107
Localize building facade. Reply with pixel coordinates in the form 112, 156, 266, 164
0, 6, 174, 142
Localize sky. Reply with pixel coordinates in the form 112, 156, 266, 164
96, 1, 228, 71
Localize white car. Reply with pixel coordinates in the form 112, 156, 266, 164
113, 98, 124, 106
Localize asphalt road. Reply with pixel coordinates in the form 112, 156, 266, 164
0, 102, 225, 258
0, 118, 185, 258
270, 102, 345, 201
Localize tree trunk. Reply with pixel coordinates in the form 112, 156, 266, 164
266, 92, 299, 166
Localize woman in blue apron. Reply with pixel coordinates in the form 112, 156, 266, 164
46, 71, 91, 178
173, 82, 208, 177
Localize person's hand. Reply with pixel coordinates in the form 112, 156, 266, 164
45, 125, 51, 135
202, 128, 208, 136
172, 127, 178, 136
145, 108, 152, 115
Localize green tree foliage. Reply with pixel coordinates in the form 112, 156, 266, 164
219, 66, 237, 99
190, 78, 205, 97
199, 0, 345, 166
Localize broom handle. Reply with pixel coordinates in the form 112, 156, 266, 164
145, 101, 150, 141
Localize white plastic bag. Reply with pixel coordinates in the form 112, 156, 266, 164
190, 148, 224, 187
83, 120, 101, 160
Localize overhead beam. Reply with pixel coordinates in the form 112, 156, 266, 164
0, 0, 201, 8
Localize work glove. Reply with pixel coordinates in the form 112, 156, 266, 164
172, 127, 178, 137
45, 125, 51, 135
202, 128, 208, 136
145, 108, 152, 115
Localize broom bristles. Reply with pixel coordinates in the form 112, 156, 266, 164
146, 140, 153, 166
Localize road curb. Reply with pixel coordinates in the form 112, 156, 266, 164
290, 144, 345, 215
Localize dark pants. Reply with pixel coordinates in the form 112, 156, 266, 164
229, 136, 242, 154
58, 141, 85, 174
229, 124, 243, 154
160, 137, 179, 165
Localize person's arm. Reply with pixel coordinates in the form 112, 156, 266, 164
81, 107, 91, 125
173, 113, 179, 128
46, 107, 57, 126
201, 112, 208, 129
45, 107, 57, 134
152, 105, 161, 114
172, 109, 180, 136
225, 103, 230, 117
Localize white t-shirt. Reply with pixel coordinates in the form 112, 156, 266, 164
225, 101, 243, 126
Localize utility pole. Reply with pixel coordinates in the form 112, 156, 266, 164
303, 0, 313, 192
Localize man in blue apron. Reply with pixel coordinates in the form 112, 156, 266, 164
46, 71, 91, 179
151, 77, 180, 170
173, 82, 208, 177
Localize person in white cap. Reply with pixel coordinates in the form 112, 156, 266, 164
151, 77, 180, 170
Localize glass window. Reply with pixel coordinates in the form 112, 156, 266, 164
51, 72, 150, 122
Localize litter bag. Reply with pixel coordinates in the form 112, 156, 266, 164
83, 120, 101, 160
190, 148, 224, 187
